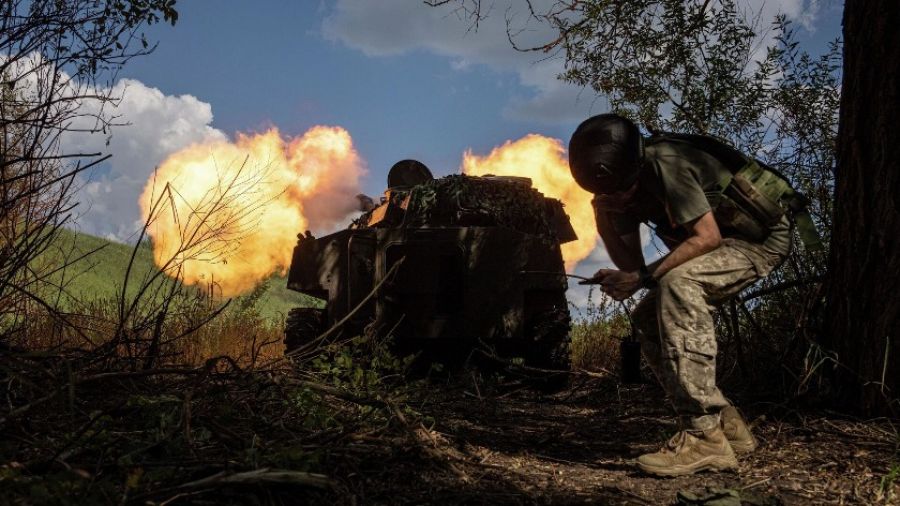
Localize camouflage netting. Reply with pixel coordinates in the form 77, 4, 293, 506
349, 175, 569, 240
403, 175, 564, 239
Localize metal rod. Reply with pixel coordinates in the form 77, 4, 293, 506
519, 270, 592, 281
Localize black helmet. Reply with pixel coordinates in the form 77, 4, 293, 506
387, 159, 433, 189
568, 114, 643, 194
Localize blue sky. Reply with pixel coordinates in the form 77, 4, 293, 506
64, 0, 843, 301
119, 1, 580, 198
116, 0, 840, 195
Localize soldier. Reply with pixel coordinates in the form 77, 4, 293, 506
387, 159, 434, 191
568, 114, 799, 476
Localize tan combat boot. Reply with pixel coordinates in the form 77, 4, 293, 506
721, 405, 758, 453
637, 427, 738, 477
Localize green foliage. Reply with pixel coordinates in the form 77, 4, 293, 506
569, 289, 631, 372
309, 334, 412, 392
0, 334, 412, 504
880, 463, 900, 502
517, 2, 840, 246
557, 0, 760, 137
765, 23, 842, 242
543, 2, 840, 155
1, 0, 182, 342
15, 0, 180, 78
281, 334, 414, 442
35, 228, 319, 321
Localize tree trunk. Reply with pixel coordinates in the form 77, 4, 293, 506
825, 1, 900, 415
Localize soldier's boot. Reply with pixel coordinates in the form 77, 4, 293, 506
636, 427, 738, 477
721, 405, 758, 453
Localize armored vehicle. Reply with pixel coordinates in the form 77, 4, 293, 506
284, 161, 577, 372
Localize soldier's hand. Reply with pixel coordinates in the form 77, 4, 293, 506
578, 268, 613, 285
581, 269, 640, 300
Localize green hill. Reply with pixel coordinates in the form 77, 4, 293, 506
40, 228, 320, 320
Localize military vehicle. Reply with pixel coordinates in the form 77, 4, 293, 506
284, 160, 577, 373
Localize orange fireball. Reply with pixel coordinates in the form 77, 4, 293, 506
142, 127, 597, 297
139, 126, 365, 297
462, 134, 599, 270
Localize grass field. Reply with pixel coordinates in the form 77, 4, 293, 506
33, 228, 621, 369
40, 228, 320, 321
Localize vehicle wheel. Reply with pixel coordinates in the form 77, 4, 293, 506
284, 307, 326, 354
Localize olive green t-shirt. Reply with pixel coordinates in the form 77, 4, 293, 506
605, 139, 792, 270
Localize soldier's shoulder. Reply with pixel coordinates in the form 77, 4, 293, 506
644, 138, 696, 171
645, 136, 698, 156
646, 136, 725, 174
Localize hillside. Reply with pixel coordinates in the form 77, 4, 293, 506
40, 228, 320, 320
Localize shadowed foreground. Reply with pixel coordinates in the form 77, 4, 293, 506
384, 377, 898, 505
2, 362, 896, 505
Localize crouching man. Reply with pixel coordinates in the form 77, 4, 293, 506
568, 114, 797, 476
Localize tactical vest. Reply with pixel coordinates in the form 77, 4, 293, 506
647, 133, 823, 250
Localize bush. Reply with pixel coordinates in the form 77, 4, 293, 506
569, 289, 631, 373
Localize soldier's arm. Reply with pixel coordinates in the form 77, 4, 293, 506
595, 210, 644, 272
646, 210, 721, 281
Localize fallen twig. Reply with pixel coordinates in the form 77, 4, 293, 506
130, 468, 334, 504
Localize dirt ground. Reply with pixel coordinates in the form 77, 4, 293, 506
361, 377, 900, 505
4, 357, 896, 505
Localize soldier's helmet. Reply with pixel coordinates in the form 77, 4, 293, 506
568, 114, 643, 195
387, 159, 434, 190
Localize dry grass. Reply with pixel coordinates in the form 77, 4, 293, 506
569, 291, 632, 374
10, 290, 286, 369
4, 288, 898, 505
0, 298, 420, 505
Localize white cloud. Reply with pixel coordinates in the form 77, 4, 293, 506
323, 0, 823, 127
62, 79, 227, 241
1, 53, 226, 242
758, 0, 822, 31
322, 0, 590, 125
503, 68, 600, 123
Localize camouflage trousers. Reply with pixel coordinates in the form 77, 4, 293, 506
632, 237, 787, 431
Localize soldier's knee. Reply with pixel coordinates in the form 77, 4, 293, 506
657, 264, 691, 295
